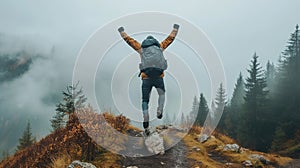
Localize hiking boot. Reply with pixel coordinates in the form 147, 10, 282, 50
144, 128, 150, 136
143, 121, 149, 129
157, 108, 163, 119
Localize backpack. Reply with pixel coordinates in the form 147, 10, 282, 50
139, 45, 168, 78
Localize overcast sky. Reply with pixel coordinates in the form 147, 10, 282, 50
1, 0, 299, 95
0, 0, 299, 152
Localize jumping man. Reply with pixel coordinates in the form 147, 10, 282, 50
118, 24, 179, 135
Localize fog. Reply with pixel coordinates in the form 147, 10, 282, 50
1, 0, 300, 154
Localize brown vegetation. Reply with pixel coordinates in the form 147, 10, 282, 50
184, 126, 292, 168
0, 107, 130, 168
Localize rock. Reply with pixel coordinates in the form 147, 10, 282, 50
156, 125, 168, 132
144, 132, 165, 155
249, 154, 270, 165
225, 162, 233, 166
242, 160, 252, 167
223, 144, 240, 152
192, 146, 201, 152
199, 134, 209, 143
160, 161, 165, 165
126, 166, 138, 168
68, 160, 96, 168
157, 124, 186, 133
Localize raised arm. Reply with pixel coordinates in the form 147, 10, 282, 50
160, 24, 179, 51
118, 27, 142, 55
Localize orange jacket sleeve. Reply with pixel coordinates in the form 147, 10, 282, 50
160, 28, 178, 50
120, 31, 142, 54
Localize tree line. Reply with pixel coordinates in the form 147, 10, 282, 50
189, 25, 300, 153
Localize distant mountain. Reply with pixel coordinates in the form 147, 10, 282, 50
0, 51, 34, 84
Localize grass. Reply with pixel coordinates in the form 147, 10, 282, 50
183, 127, 293, 168
163, 135, 173, 148
183, 134, 224, 168
127, 125, 142, 132
50, 151, 121, 168
50, 154, 72, 168
279, 143, 300, 158
91, 152, 121, 168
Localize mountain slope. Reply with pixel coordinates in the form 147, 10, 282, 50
0, 110, 296, 168
0, 114, 100, 168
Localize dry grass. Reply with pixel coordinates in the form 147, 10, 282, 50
188, 125, 202, 135
50, 154, 72, 168
163, 135, 173, 148
268, 154, 292, 166
92, 152, 121, 168
183, 127, 293, 168
212, 132, 236, 144
127, 125, 142, 132
183, 134, 224, 168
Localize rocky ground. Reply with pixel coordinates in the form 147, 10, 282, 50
121, 140, 190, 168
1, 114, 299, 168
120, 125, 191, 168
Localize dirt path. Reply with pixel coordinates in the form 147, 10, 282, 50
121, 140, 190, 168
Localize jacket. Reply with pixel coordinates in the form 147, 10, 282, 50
119, 28, 178, 79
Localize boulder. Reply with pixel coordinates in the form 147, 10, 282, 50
68, 160, 96, 168
198, 134, 209, 143
144, 132, 165, 155
223, 144, 240, 152
242, 160, 252, 167
192, 146, 201, 152
156, 124, 186, 133
249, 154, 270, 165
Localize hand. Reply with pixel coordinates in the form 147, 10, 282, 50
173, 24, 179, 30
118, 27, 124, 32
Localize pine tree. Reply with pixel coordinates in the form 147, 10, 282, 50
56, 83, 87, 116
271, 25, 300, 147
51, 83, 87, 131
276, 25, 300, 125
1, 149, 9, 161
271, 126, 286, 151
238, 53, 270, 151
215, 83, 227, 133
215, 83, 227, 110
185, 115, 192, 128
190, 96, 199, 120
180, 112, 186, 127
265, 61, 276, 96
50, 110, 65, 131
195, 93, 209, 127
226, 73, 245, 138
17, 121, 36, 151
231, 73, 245, 107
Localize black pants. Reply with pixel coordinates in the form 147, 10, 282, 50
141, 77, 165, 122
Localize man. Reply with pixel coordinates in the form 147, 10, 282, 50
118, 24, 179, 135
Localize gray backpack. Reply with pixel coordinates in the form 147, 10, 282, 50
139, 45, 167, 77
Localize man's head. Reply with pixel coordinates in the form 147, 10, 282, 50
141, 35, 160, 48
